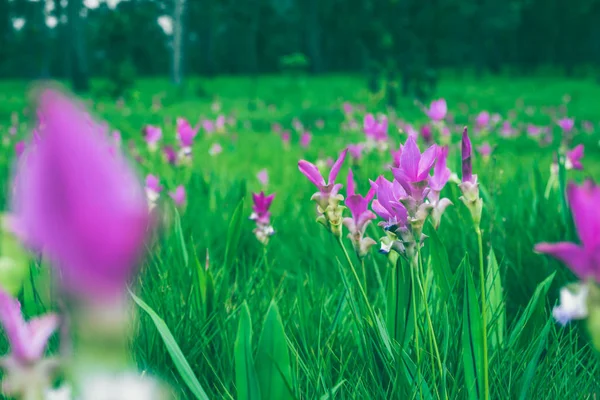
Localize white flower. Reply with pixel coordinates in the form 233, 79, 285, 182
553, 283, 589, 326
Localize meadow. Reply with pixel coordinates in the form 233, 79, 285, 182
0, 74, 600, 399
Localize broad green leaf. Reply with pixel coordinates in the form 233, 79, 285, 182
462, 256, 484, 400
386, 257, 415, 349
130, 291, 210, 400
428, 223, 453, 303
235, 302, 261, 400
508, 273, 555, 348
256, 301, 294, 400
224, 198, 245, 273
517, 320, 551, 400
485, 248, 505, 349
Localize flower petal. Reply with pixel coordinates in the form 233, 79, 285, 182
417, 144, 437, 180
328, 149, 348, 184
568, 180, 600, 250
298, 160, 325, 188
400, 137, 420, 180
535, 242, 592, 279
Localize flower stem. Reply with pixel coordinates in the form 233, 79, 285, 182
409, 256, 423, 400
476, 227, 489, 400
337, 237, 375, 322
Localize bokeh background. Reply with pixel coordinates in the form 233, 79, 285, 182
2, 0, 600, 97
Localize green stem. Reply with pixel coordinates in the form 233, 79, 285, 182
337, 237, 375, 322
361, 257, 368, 298
476, 227, 489, 400
416, 246, 446, 400
409, 257, 423, 400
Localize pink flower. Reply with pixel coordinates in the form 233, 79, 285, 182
251, 192, 275, 225
216, 115, 226, 131
292, 118, 304, 133
281, 131, 291, 146
420, 124, 433, 144
344, 169, 376, 233
429, 146, 451, 195
363, 114, 388, 142
476, 142, 492, 157
461, 127, 473, 183
202, 119, 215, 134
272, 123, 282, 133
342, 102, 353, 115
163, 145, 177, 165
558, 118, 575, 133
391, 136, 437, 201
0, 289, 58, 364
176, 117, 198, 148
527, 124, 542, 137
500, 121, 515, 137
566, 144, 584, 170
209, 143, 223, 156
536, 180, 600, 281
475, 111, 490, 129
371, 176, 408, 230
426, 99, 447, 121
257, 169, 269, 186
347, 144, 364, 162
390, 145, 403, 168
143, 125, 162, 149
169, 185, 186, 207
12, 90, 150, 299
298, 149, 347, 208
300, 132, 312, 148
14, 141, 26, 158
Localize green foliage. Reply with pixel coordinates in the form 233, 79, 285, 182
235, 302, 261, 400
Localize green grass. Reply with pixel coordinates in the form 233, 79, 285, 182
2, 74, 600, 398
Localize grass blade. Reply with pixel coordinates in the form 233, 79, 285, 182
256, 300, 294, 400
485, 248, 505, 349
235, 302, 261, 400
462, 256, 484, 400
130, 291, 210, 400
224, 198, 245, 273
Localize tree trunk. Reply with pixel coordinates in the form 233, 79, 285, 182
304, 0, 322, 73
172, 0, 186, 85
68, 0, 88, 92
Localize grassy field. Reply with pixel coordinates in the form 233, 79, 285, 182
2, 74, 600, 398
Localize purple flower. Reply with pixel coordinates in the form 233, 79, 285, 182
475, 111, 490, 129
363, 114, 388, 142
342, 102, 353, 115
527, 124, 542, 137
558, 118, 575, 133
371, 176, 408, 229
347, 144, 364, 162
176, 118, 198, 148
12, 89, 150, 300
566, 144, 584, 170
536, 180, 600, 281
143, 125, 162, 149
461, 127, 473, 183
202, 119, 215, 134
163, 145, 177, 165
0, 289, 58, 364
298, 149, 347, 208
216, 115, 226, 131
169, 185, 186, 207
292, 118, 304, 132
426, 99, 447, 121
300, 132, 312, 148
209, 142, 223, 156
391, 136, 437, 201
500, 121, 515, 137
281, 131, 291, 146
251, 192, 275, 225
272, 123, 282, 133
257, 169, 269, 186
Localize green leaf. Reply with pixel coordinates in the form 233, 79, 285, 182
235, 302, 261, 400
173, 208, 189, 268
224, 198, 245, 273
508, 272, 555, 349
428, 224, 453, 303
517, 320, 551, 400
462, 256, 484, 400
485, 248, 505, 349
319, 380, 345, 400
386, 257, 415, 349
256, 301, 294, 400
130, 291, 210, 400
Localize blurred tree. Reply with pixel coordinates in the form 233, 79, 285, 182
172, 0, 186, 85
68, 0, 89, 92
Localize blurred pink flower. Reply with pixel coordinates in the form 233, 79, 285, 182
143, 125, 162, 150
566, 144, 584, 170
209, 143, 223, 156
272, 123, 282, 133
251, 192, 275, 226
0, 289, 58, 364
526, 124, 542, 137
163, 145, 177, 165
176, 117, 198, 148
363, 114, 388, 142
257, 169, 269, 186
315, 119, 325, 130
342, 102, 353, 115
476, 142, 492, 157
300, 132, 312, 148
558, 118, 575, 133
169, 185, 186, 207
426, 99, 447, 121
475, 111, 490, 129
420, 124, 433, 144
14, 141, 25, 158
281, 131, 291, 146
13, 89, 150, 299
202, 119, 215, 134
347, 144, 364, 162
